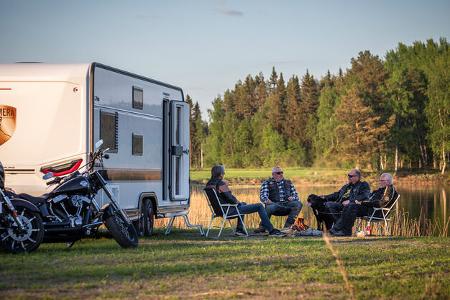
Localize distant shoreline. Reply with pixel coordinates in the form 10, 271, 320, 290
190, 168, 449, 186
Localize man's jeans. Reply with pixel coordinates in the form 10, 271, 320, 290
324, 202, 344, 221
333, 204, 371, 235
262, 200, 303, 228
228, 203, 274, 232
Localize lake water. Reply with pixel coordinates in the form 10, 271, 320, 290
194, 183, 449, 225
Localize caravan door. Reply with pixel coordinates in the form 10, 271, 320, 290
169, 101, 190, 201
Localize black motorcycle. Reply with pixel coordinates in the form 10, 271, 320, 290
16, 140, 138, 248
0, 164, 44, 253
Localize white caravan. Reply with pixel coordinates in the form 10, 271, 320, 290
0, 63, 195, 236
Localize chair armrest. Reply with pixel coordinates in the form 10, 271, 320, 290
373, 207, 390, 211
372, 207, 384, 211
220, 204, 239, 207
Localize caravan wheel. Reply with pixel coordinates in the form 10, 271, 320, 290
142, 199, 155, 237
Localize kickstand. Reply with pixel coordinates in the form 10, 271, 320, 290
66, 241, 76, 248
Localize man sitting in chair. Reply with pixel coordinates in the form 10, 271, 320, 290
206, 165, 284, 237
307, 169, 370, 230
255, 166, 302, 233
329, 173, 396, 236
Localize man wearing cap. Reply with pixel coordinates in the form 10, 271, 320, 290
256, 166, 302, 232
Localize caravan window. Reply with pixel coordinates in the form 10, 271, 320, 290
132, 134, 143, 156
100, 111, 118, 153
132, 86, 143, 110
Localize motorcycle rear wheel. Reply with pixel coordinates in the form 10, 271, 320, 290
0, 207, 44, 254
104, 213, 138, 248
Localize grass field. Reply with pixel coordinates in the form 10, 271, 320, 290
0, 232, 449, 299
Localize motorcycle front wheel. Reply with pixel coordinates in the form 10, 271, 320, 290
104, 213, 138, 248
0, 206, 44, 254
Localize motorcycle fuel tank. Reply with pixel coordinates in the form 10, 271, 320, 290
51, 176, 90, 196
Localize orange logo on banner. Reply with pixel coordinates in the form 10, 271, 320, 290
0, 105, 16, 146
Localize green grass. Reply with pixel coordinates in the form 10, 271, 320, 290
0, 230, 449, 299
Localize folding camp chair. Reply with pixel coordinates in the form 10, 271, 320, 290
360, 193, 400, 235
164, 211, 204, 236
203, 187, 248, 238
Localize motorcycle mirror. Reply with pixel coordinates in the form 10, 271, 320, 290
95, 139, 104, 150
43, 172, 54, 180
103, 154, 110, 159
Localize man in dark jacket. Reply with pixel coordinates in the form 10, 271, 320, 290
206, 165, 284, 236
330, 173, 397, 236
256, 166, 302, 232
307, 169, 370, 230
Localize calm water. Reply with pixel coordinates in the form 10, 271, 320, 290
194, 183, 449, 225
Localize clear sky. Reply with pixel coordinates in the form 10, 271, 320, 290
1, 0, 449, 118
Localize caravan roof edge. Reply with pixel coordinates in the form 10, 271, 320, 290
91, 62, 185, 101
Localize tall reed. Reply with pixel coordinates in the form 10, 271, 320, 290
156, 189, 449, 237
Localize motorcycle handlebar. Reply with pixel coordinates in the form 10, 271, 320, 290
46, 177, 62, 186
86, 147, 110, 171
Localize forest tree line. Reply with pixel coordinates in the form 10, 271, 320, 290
186, 38, 449, 173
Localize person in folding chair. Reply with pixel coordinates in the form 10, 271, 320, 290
307, 169, 370, 230
254, 166, 303, 233
206, 165, 284, 237
329, 173, 396, 236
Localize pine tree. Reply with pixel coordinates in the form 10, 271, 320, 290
235, 119, 254, 166
254, 73, 267, 109
221, 112, 240, 166
204, 97, 225, 166
346, 51, 392, 169
314, 80, 339, 163
265, 72, 286, 134
269, 66, 278, 91
334, 87, 390, 169
222, 89, 235, 113
347, 51, 389, 116
234, 78, 254, 119
260, 124, 285, 167
191, 102, 205, 168
298, 70, 319, 164
319, 70, 334, 89
283, 75, 301, 139
185, 95, 195, 167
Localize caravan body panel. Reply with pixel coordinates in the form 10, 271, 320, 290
0, 63, 189, 217
0, 64, 89, 195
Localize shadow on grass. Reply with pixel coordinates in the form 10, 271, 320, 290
328, 236, 407, 244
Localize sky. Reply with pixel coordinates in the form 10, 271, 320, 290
1, 0, 449, 118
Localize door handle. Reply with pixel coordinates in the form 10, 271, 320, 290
171, 146, 189, 156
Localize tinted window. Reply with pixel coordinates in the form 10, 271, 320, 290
132, 134, 143, 156
132, 86, 143, 110
100, 111, 118, 152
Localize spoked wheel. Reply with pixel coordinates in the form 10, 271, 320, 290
0, 207, 44, 254
105, 213, 138, 248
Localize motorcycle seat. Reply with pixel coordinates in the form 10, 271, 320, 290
17, 193, 49, 205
